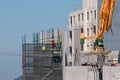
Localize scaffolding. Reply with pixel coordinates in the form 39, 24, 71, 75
22, 28, 64, 80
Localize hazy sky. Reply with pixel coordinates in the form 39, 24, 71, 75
0, 0, 82, 80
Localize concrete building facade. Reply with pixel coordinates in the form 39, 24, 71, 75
63, 65, 120, 80
69, 0, 101, 65
68, 0, 120, 66
65, 0, 120, 80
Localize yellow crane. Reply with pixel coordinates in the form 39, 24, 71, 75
80, 0, 116, 52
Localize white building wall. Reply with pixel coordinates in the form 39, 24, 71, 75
103, 66, 120, 80
82, 0, 99, 51
69, 0, 100, 65
63, 66, 120, 80
83, 0, 98, 9
63, 66, 99, 80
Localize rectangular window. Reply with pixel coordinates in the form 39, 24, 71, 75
91, 11, 93, 20
73, 16, 75, 24
90, 28, 93, 36
70, 47, 72, 53
82, 13, 84, 21
70, 16, 72, 25
81, 28, 84, 33
94, 10, 96, 19
87, 28, 89, 36
91, 44, 93, 47
78, 14, 80, 22
93, 26, 96, 34
70, 31, 72, 39
87, 12, 89, 20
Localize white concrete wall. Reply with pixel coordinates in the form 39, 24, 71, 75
63, 66, 88, 80
69, 10, 83, 66
82, 0, 98, 9
82, 0, 98, 51
69, 0, 99, 52
69, 0, 100, 65
63, 66, 99, 80
103, 66, 120, 80
63, 64, 120, 80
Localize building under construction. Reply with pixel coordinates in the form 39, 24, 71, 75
22, 28, 66, 80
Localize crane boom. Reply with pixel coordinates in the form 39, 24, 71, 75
79, 1, 116, 79
80, 0, 115, 40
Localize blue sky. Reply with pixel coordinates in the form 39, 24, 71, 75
0, 0, 82, 80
